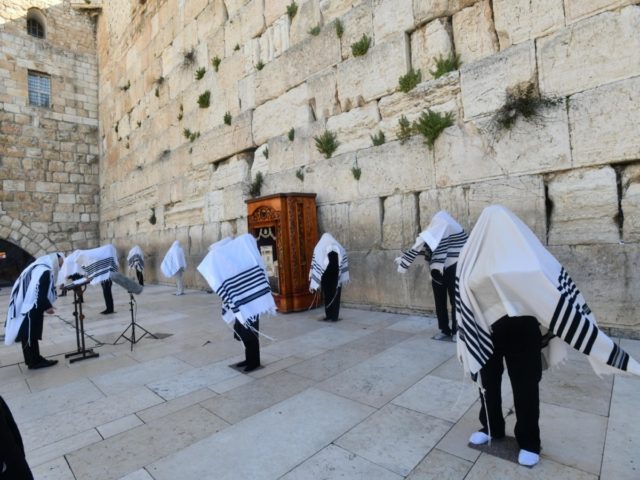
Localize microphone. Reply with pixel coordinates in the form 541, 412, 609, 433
62, 277, 90, 291
110, 271, 143, 295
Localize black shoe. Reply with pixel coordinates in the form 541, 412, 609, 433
243, 364, 261, 372
28, 358, 58, 370
235, 360, 248, 368
100, 310, 115, 315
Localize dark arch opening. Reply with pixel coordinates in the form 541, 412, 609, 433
0, 240, 35, 287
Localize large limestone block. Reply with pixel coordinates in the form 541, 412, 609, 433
255, 27, 341, 105
419, 187, 470, 231
258, 16, 290, 63
190, 110, 255, 165
373, 0, 414, 42
337, 33, 409, 111
492, 0, 564, 49
320, 0, 359, 23
307, 69, 340, 121
205, 28, 226, 62
252, 83, 313, 145
547, 167, 619, 245
550, 243, 640, 331
265, 0, 291, 26
326, 102, 381, 156
303, 152, 360, 204
411, 18, 454, 81
452, 0, 499, 64
538, 6, 640, 97
564, 0, 640, 24
349, 197, 383, 250
356, 136, 435, 198
205, 184, 248, 222
238, 73, 256, 111
460, 41, 536, 120
414, 0, 481, 24
317, 202, 350, 245
382, 193, 419, 249
622, 164, 640, 243
289, 0, 323, 46
185, 0, 209, 21
197, 2, 227, 43
339, 1, 374, 60
569, 77, 640, 168
225, 0, 249, 17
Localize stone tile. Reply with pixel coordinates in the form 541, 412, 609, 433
147, 389, 375, 480
146, 361, 240, 400
285, 345, 374, 382
280, 444, 403, 479
318, 336, 454, 408
20, 386, 163, 451
336, 404, 452, 476
387, 315, 437, 334
97, 414, 144, 438
343, 327, 413, 354
435, 399, 483, 462
538, 401, 607, 475
406, 448, 473, 480
429, 355, 468, 382
66, 405, 229, 480
0, 378, 30, 401
27, 428, 102, 467
208, 373, 255, 394
492, 0, 564, 49
31, 456, 76, 480
173, 337, 247, 367
392, 374, 479, 423
600, 375, 640, 480
91, 356, 192, 395
118, 469, 155, 480
136, 388, 217, 423
464, 451, 597, 479
200, 370, 315, 424
246, 355, 306, 379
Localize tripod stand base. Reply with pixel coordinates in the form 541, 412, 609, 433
65, 349, 99, 363
113, 293, 157, 351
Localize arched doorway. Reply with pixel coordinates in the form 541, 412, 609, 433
0, 240, 35, 287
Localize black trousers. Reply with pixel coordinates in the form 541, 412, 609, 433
18, 312, 43, 367
135, 270, 144, 286
478, 315, 542, 454
101, 279, 114, 312
233, 319, 260, 368
0, 396, 34, 480
321, 252, 341, 321
431, 264, 457, 335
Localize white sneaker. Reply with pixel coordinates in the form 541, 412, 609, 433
432, 332, 451, 341
469, 431, 490, 445
518, 449, 539, 467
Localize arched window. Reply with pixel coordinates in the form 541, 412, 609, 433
26, 9, 46, 39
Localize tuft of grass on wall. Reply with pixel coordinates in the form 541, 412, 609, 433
195, 67, 206, 80
211, 56, 221, 72
224, 111, 232, 125
335, 19, 344, 39
492, 82, 559, 132
430, 53, 461, 79
286, 1, 298, 20
397, 115, 412, 144
249, 171, 264, 197
295, 168, 304, 181
288, 128, 295, 141
351, 166, 362, 180
309, 25, 321, 36
197, 90, 210, 108
370, 131, 385, 146
412, 109, 454, 149
351, 34, 371, 57
314, 130, 340, 159
398, 69, 422, 93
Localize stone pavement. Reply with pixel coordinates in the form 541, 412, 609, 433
0, 284, 638, 480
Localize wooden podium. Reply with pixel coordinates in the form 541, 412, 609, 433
246, 193, 318, 313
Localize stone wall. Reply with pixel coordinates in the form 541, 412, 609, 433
96, 0, 640, 334
0, 0, 100, 257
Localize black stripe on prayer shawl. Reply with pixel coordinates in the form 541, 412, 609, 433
128, 254, 144, 270
7, 262, 54, 323
455, 278, 493, 367
216, 265, 271, 310
429, 231, 469, 270
84, 257, 118, 279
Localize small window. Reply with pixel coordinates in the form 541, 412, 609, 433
27, 18, 44, 38
28, 71, 51, 108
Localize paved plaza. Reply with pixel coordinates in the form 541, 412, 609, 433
0, 284, 638, 480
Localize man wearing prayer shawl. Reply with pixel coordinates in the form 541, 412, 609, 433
161, 240, 186, 295
309, 233, 349, 321
198, 234, 276, 372
0, 395, 33, 479
127, 245, 145, 286
5, 252, 64, 370
396, 211, 468, 341
456, 205, 640, 467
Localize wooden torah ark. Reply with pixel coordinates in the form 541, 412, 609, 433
246, 193, 318, 313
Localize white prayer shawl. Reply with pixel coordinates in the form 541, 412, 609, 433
309, 233, 350, 292
5, 253, 60, 346
197, 234, 276, 326
71, 245, 119, 285
127, 245, 145, 272
161, 241, 187, 278
397, 211, 467, 274
455, 205, 640, 378
57, 249, 84, 285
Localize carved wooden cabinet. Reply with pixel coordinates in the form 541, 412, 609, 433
246, 193, 318, 313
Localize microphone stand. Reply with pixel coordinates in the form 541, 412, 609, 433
113, 291, 157, 351
65, 284, 100, 363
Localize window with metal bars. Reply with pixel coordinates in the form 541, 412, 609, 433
28, 71, 51, 108
27, 18, 44, 38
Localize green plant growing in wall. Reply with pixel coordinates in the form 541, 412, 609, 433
136, 121, 141, 127
211, 56, 221, 72
249, 171, 264, 197
351, 34, 371, 57
430, 53, 461, 79
296, 168, 304, 181
149, 208, 157, 225
155, 87, 160, 97
412, 109, 454, 149
195, 67, 206, 80
309, 25, 321, 36
224, 111, 232, 125
234, 44, 240, 51
114, 121, 119, 134
288, 128, 295, 141
398, 68, 422, 93
370, 130, 385, 146
256, 61, 265, 71
397, 115, 412, 144
183, 128, 192, 139
335, 19, 344, 39
314, 130, 340, 159
492, 82, 559, 132
263, 147, 269, 159
197, 90, 211, 108
154, 76, 164, 97
286, 1, 298, 20
120, 80, 131, 91
177, 104, 183, 121
183, 47, 197, 67
183, 128, 200, 142
351, 165, 362, 180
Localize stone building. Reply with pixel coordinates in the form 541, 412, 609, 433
1, 0, 639, 336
